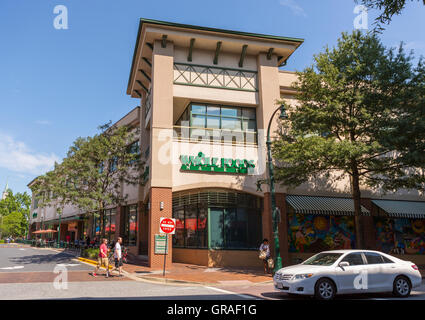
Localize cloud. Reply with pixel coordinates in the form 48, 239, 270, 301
35, 120, 51, 125
0, 133, 59, 176
279, 0, 307, 17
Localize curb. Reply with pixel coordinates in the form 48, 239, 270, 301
135, 275, 274, 287
77, 257, 114, 270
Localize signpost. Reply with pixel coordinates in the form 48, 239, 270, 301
159, 217, 175, 277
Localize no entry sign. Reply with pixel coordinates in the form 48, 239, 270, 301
159, 217, 176, 234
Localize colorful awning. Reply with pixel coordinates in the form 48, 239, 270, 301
286, 195, 370, 216
372, 200, 425, 218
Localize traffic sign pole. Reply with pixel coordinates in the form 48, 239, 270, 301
163, 234, 167, 277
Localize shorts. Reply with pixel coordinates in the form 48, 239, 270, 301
114, 258, 123, 268
97, 257, 109, 268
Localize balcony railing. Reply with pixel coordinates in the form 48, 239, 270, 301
144, 89, 152, 117
173, 63, 258, 92
173, 126, 257, 145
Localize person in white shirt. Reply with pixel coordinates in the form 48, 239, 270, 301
111, 237, 123, 277
259, 238, 271, 274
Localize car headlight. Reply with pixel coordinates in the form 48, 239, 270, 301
294, 273, 314, 280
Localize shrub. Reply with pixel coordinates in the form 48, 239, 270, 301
82, 248, 99, 260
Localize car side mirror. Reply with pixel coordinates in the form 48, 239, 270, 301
339, 261, 349, 269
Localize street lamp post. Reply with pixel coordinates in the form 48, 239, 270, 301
266, 104, 288, 273
57, 211, 62, 248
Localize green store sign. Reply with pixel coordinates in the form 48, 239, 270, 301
180, 152, 255, 174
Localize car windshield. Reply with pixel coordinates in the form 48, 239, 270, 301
302, 253, 343, 266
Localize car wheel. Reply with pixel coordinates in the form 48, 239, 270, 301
393, 276, 411, 298
315, 278, 336, 300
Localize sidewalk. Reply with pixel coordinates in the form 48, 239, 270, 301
121, 256, 274, 286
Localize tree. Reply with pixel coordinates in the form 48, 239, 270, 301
0, 189, 31, 238
357, 0, 425, 31
33, 122, 144, 236
273, 31, 425, 249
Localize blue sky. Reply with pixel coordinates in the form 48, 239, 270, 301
0, 0, 424, 195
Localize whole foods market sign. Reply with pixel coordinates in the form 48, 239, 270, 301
179, 152, 255, 174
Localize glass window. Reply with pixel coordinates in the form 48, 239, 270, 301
221, 107, 240, 117
185, 205, 198, 247
341, 253, 365, 265
221, 117, 241, 130
364, 252, 385, 264
173, 208, 185, 247
382, 255, 394, 263
191, 114, 206, 128
242, 119, 256, 132
198, 205, 208, 248
191, 105, 206, 114
209, 208, 224, 248
206, 116, 220, 129
242, 108, 256, 119
302, 253, 343, 266
128, 205, 138, 246
207, 106, 220, 115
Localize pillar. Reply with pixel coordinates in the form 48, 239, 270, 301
276, 193, 290, 266
148, 187, 172, 268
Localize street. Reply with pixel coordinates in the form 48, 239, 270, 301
1, 245, 425, 300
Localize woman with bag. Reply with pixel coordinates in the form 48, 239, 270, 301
259, 238, 272, 274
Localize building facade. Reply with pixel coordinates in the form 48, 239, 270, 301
28, 19, 425, 268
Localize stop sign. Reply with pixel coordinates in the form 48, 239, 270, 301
159, 217, 176, 234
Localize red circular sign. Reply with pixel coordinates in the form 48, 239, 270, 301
160, 218, 176, 234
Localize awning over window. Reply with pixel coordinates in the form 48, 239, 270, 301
371, 200, 425, 218
47, 215, 87, 224
286, 195, 370, 216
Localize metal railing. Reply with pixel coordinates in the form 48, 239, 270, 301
173, 125, 258, 145
174, 62, 258, 92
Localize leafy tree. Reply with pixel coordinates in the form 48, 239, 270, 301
357, 0, 425, 31
273, 31, 425, 248
0, 190, 31, 238
33, 122, 144, 234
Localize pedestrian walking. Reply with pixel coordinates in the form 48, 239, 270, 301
259, 238, 271, 274
92, 238, 109, 278
111, 237, 124, 277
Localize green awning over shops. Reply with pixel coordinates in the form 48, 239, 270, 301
372, 200, 425, 218
286, 195, 370, 216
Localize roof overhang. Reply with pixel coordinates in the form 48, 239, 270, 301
127, 18, 304, 98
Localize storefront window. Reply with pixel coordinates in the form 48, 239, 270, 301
173, 191, 262, 250
123, 205, 138, 246
104, 208, 116, 243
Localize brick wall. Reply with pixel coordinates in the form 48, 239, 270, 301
148, 187, 173, 268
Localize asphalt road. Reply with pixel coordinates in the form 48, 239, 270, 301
0, 245, 258, 300
1, 245, 425, 300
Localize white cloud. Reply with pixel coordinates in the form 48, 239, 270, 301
0, 133, 59, 176
279, 0, 307, 17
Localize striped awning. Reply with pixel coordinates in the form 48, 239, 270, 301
286, 195, 370, 216
372, 200, 425, 218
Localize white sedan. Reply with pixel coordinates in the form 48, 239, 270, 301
274, 250, 422, 300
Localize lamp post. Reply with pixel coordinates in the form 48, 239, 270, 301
57, 210, 62, 248
266, 104, 288, 273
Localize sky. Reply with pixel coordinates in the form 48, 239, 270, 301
0, 0, 424, 195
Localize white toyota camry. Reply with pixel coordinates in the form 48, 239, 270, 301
274, 250, 422, 300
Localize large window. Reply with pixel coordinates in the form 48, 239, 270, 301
104, 208, 116, 243
174, 103, 257, 144
173, 190, 262, 250
123, 205, 138, 246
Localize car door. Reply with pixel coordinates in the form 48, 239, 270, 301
362, 252, 391, 292
335, 252, 368, 294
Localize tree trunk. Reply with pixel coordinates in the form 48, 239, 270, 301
351, 169, 363, 249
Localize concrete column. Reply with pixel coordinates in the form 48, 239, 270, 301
148, 187, 172, 268
262, 192, 274, 247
